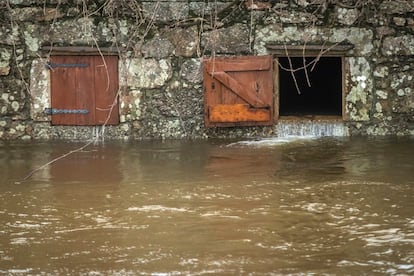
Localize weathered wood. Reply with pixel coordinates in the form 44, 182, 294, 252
94, 56, 119, 125
50, 55, 119, 126
209, 104, 271, 123
42, 46, 121, 56
210, 71, 267, 108
266, 44, 354, 56
204, 55, 271, 72
50, 56, 79, 125
203, 55, 274, 127
75, 56, 95, 125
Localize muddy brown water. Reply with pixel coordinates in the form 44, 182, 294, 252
0, 137, 413, 275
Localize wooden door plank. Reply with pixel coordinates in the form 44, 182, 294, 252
209, 104, 271, 123
204, 55, 272, 72
204, 71, 223, 105
75, 56, 95, 125
203, 66, 215, 125
204, 66, 227, 125
94, 56, 119, 125
50, 56, 78, 125
210, 71, 267, 108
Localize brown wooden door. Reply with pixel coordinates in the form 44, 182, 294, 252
203, 55, 274, 127
50, 55, 119, 126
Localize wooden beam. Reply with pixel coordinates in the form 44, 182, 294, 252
204, 55, 272, 72
209, 104, 271, 123
41, 46, 123, 56
266, 44, 354, 56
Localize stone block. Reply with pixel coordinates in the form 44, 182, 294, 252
119, 58, 172, 89
10, 7, 63, 22
141, 35, 174, 59
189, 2, 231, 17
169, 26, 199, 57
202, 23, 251, 54
255, 26, 373, 56
0, 24, 20, 46
180, 58, 202, 84
345, 57, 373, 122
0, 48, 12, 76
29, 58, 50, 122
335, 7, 359, 26
141, 1, 189, 22
382, 35, 414, 56
379, 1, 414, 14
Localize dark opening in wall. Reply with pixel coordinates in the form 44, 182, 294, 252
278, 56, 342, 117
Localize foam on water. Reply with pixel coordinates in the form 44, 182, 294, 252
127, 205, 191, 213
227, 136, 316, 147
228, 121, 348, 147
276, 120, 349, 137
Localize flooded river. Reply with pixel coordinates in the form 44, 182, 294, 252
0, 137, 413, 275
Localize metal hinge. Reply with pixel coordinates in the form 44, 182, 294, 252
45, 62, 89, 70
44, 108, 89, 115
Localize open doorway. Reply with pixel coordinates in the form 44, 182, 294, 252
278, 56, 343, 117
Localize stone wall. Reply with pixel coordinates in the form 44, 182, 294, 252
0, 0, 413, 140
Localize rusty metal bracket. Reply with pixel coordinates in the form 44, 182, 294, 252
45, 62, 89, 70
44, 108, 89, 115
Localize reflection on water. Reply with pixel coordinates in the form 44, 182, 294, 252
0, 137, 413, 274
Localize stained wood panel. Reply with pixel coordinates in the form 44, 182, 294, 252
209, 104, 271, 123
94, 56, 119, 125
49, 55, 119, 126
203, 55, 274, 127
50, 56, 81, 125
76, 56, 95, 125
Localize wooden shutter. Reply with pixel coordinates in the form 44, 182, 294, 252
94, 56, 119, 125
50, 55, 119, 126
203, 55, 274, 127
